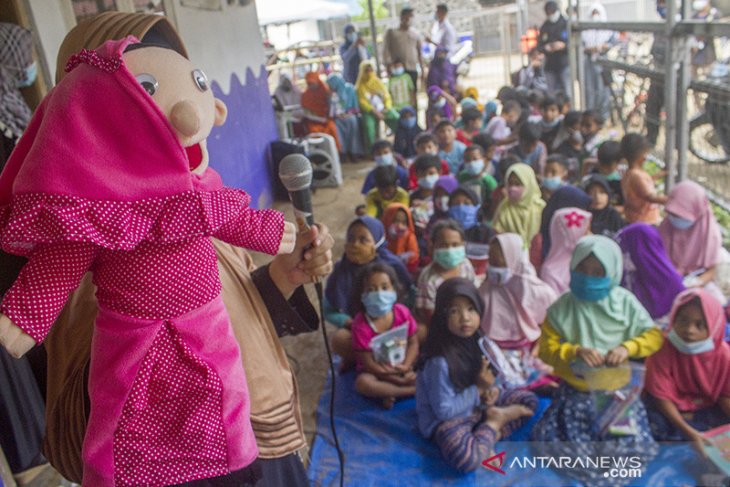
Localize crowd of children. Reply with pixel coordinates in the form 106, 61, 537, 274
317, 77, 730, 481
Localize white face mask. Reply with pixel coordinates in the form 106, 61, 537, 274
667, 329, 715, 355
548, 11, 561, 23
487, 266, 512, 286
437, 195, 450, 211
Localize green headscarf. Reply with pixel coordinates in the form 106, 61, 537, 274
493, 163, 546, 248
548, 235, 655, 354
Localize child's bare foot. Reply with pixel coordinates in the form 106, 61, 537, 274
382, 397, 396, 409
485, 405, 534, 439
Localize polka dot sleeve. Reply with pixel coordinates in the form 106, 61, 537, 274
1, 242, 97, 343
213, 207, 284, 256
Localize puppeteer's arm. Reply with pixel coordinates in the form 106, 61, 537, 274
0, 242, 97, 357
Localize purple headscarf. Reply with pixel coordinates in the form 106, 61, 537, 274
426, 47, 456, 94
617, 223, 685, 319
427, 85, 454, 121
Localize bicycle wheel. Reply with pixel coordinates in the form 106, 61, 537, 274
689, 113, 730, 164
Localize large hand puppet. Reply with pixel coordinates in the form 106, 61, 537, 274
0, 36, 295, 486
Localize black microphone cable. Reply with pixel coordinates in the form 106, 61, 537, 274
314, 280, 345, 487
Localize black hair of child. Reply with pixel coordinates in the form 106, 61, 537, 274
582, 109, 605, 127
414, 154, 442, 174
620, 133, 650, 164
597, 140, 622, 166
437, 3, 448, 12
462, 107, 483, 124
527, 89, 545, 106
415, 132, 438, 147
434, 119, 456, 132
430, 218, 466, 247
497, 86, 517, 103
348, 262, 403, 316
464, 144, 485, 158
498, 155, 521, 181
502, 99, 522, 115
372, 139, 393, 155
520, 122, 542, 144
472, 133, 495, 153
563, 110, 582, 127
374, 165, 398, 188
554, 90, 570, 109
540, 95, 559, 111
546, 153, 569, 169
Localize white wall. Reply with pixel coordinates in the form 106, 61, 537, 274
265, 19, 322, 50
25, 0, 74, 86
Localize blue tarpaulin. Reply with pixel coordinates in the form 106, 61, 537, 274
307, 372, 720, 486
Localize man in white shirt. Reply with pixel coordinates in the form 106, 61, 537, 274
427, 4, 457, 58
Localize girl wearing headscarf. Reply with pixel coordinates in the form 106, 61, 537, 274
493, 163, 546, 249
659, 181, 724, 301
479, 234, 557, 384
273, 73, 302, 113
532, 236, 661, 486
583, 174, 625, 238
426, 47, 456, 95
416, 278, 537, 473
340, 24, 368, 84
581, 2, 615, 121
539, 207, 593, 295
426, 85, 456, 126
327, 73, 364, 160
464, 87, 484, 111
394, 105, 422, 159
355, 60, 399, 153
644, 289, 730, 448
382, 203, 420, 273
539, 185, 592, 259
617, 223, 685, 322
301, 71, 341, 151
326, 217, 412, 363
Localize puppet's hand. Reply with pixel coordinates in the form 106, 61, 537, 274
277, 222, 297, 255
0, 314, 36, 358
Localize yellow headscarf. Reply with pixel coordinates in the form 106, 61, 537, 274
464, 86, 483, 110
355, 60, 392, 112
494, 163, 546, 247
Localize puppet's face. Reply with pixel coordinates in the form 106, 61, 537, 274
122, 46, 227, 175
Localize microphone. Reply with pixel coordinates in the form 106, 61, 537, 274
278, 153, 314, 233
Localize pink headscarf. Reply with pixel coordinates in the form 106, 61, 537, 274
539, 207, 593, 295
479, 233, 558, 347
659, 181, 722, 275
645, 288, 730, 411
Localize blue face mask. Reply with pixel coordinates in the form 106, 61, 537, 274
464, 159, 485, 176
570, 271, 612, 301
346, 32, 357, 43
392, 67, 405, 76
448, 204, 479, 229
606, 171, 621, 181
542, 176, 563, 191
401, 117, 416, 129
434, 246, 466, 269
362, 290, 398, 317
667, 329, 715, 355
18, 62, 37, 87
375, 153, 394, 166
656, 5, 667, 18
668, 214, 694, 230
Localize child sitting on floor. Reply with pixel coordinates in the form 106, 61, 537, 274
621, 133, 667, 225
394, 106, 422, 159
485, 100, 521, 147
471, 132, 499, 178
416, 278, 537, 473
457, 144, 498, 219
644, 289, 730, 451
382, 203, 420, 273
448, 185, 496, 245
580, 109, 605, 160
493, 163, 546, 250
361, 139, 410, 194
408, 133, 450, 189
541, 154, 569, 200
351, 262, 419, 409
455, 107, 483, 146
435, 120, 466, 174
538, 95, 562, 149
583, 175, 625, 238
592, 140, 624, 206
506, 122, 547, 177
365, 165, 410, 219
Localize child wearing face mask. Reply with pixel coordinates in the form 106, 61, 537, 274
415, 221, 477, 338
553, 110, 583, 171
408, 133, 450, 189
388, 59, 416, 112
435, 120, 466, 174
394, 106, 422, 159
448, 186, 496, 246
538, 96, 562, 149
455, 107, 483, 146
644, 289, 730, 452
485, 100, 521, 147
493, 163, 546, 250
541, 155, 569, 200
424, 176, 459, 262
351, 262, 419, 409
362, 139, 410, 194
580, 109, 605, 160
382, 203, 420, 273
591, 140, 624, 206
471, 133, 499, 179
326, 217, 413, 365
427, 86, 456, 127
457, 145, 498, 218
621, 133, 667, 225
479, 234, 557, 386
507, 122, 548, 177
416, 278, 537, 473
532, 236, 662, 486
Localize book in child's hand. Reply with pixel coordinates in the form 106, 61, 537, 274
702, 424, 730, 476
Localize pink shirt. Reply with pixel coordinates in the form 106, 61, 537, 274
351, 303, 417, 371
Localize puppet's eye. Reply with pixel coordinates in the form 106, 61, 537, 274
135, 73, 158, 96
192, 69, 209, 92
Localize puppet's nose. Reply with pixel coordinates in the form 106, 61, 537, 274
170, 100, 200, 138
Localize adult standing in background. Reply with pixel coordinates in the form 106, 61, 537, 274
427, 4, 457, 58
383, 7, 424, 92
646, 0, 668, 147
538, 1, 570, 94
582, 2, 615, 122
340, 24, 368, 85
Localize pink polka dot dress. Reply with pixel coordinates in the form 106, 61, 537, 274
0, 38, 284, 486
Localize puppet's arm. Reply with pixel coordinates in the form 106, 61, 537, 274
0, 242, 97, 357
213, 206, 295, 255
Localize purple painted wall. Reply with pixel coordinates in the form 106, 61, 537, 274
208, 65, 277, 208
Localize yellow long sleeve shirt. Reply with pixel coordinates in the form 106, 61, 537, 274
538, 319, 664, 392
365, 187, 410, 219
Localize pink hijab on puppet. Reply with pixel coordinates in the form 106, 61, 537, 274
479, 233, 558, 347
645, 288, 730, 411
659, 181, 723, 276
539, 207, 593, 295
